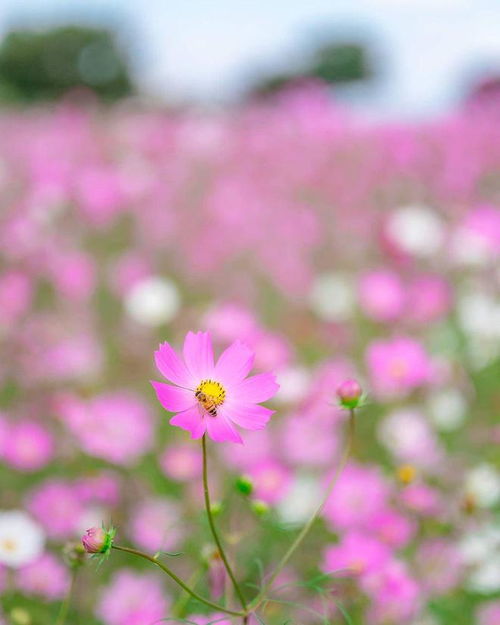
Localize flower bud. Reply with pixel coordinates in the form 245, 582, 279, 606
10, 608, 31, 625
250, 499, 269, 517
210, 501, 223, 517
336, 379, 363, 409
235, 475, 253, 496
82, 526, 115, 556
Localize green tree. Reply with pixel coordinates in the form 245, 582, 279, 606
0, 25, 134, 102
249, 40, 373, 98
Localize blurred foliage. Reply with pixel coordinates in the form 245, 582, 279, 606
249, 41, 372, 97
0, 26, 133, 102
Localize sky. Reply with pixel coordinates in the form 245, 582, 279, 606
1, 0, 500, 119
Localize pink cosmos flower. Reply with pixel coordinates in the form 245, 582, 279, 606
322, 532, 391, 577
358, 270, 405, 322
366, 336, 431, 398
127, 498, 184, 553
151, 331, 279, 443
3, 420, 54, 472
478, 601, 500, 625
247, 459, 292, 505
15, 553, 69, 600
96, 569, 168, 625
159, 444, 202, 482
323, 464, 391, 530
362, 559, 421, 624
27, 479, 84, 539
415, 539, 463, 595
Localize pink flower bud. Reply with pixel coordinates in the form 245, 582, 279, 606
82, 527, 107, 554
336, 379, 363, 409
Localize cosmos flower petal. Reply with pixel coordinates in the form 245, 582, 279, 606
234, 372, 279, 404
150, 381, 195, 413
170, 407, 207, 439
155, 342, 193, 388
221, 403, 274, 431
183, 331, 215, 379
215, 340, 255, 386
205, 413, 243, 444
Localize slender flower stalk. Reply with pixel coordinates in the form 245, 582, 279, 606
112, 544, 245, 617
55, 569, 76, 625
201, 433, 248, 611
248, 407, 357, 612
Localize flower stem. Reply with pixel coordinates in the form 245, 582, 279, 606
201, 434, 248, 611
248, 408, 356, 612
55, 569, 76, 625
112, 545, 245, 617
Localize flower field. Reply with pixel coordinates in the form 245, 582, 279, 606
1, 84, 500, 625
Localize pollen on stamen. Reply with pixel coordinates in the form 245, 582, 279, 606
195, 379, 226, 406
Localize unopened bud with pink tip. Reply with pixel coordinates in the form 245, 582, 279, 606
336, 379, 363, 409
82, 526, 115, 557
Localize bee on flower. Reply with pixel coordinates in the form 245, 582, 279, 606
151, 331, 279, 443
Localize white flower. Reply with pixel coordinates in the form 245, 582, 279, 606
277, 475, 321, 526
465, 464, 500, 509
386, 205, 444, 257
274, 366, 310, 404
309, 272, 355, 322
467, 560, 500, 594
378, 408, 442, 469
125, 276, 180, 327
427, 389, 467, 431
0, 510, 45, 568
459, 524, 500, 565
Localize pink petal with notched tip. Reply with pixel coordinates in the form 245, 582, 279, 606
170, 406, 207, 439
206, 414, 243, 444
183, 331, 215, 380
234, 372, 279, 404
215, 340, 255, 387
221, 403, 274, 430
155, 342, 193, 388
150, 381, 195, 413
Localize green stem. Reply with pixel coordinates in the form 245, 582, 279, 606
55, 569, 76, 625
201, 434, 248, 611
248, 408, 356, 612
112, 545, 245, 617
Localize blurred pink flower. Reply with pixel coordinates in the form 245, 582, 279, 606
281, 414, 339, 468
75, 471, 121, 506
362, 559, 421, 624
27, 479, 84, 539
400, 483, 442, 516
152, 331, 279, 443
358, 270, 405, 322
406, 275, 452, 324
248, 459, 292, 505
366, 337, 431, 397
159, 444, 202, 482
15, 553, 69, 600
323, 531, 391, 577
3, 420, 54, 472
0, 271, 32, 325
478, 601, 500, 625
60, 392, 154, 466
323, 464, 390, 530
415, 539, 463, 595
127, 498, 184, 553
96, 569, 169, 625
371, 509, 416, 549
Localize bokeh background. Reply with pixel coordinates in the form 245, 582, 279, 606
1, 1, 500, 624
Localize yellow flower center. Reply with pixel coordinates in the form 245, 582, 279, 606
195, 379, 226, 417
1, 538, 17, 552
